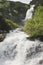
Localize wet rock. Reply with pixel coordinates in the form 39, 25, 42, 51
26, 43, 43, 60
39, 59, 43, 64
27, 36, 43, 42
27, 37, 35, 41
0, 34, 6, 42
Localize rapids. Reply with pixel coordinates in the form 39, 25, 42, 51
0, 28, 43, 65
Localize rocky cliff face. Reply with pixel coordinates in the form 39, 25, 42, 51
0, 1, 30, 25
30, 0, 43, 6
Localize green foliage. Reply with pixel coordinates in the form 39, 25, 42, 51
5, 18, 18, 29
0, 0, 2, 2
23, 5, 43, 37
0, 1, 20, 32
4, 2, 10, 7
0, 15, 18, 32
13, 10, 18, 14
0, 4, 3, 8
0, 1, 30, 25
0, 2, 10, 8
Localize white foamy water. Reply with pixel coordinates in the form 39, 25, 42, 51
0, 28, 43, 65
24, 5, 35, 20
9, 0, 32, 4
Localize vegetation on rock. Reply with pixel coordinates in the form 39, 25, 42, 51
0, 1, 30, 25
23, 5, 43, 37
0, 0, 30, 41
0, 15, 18, 32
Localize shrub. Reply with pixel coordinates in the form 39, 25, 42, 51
5, 18, 18, 29
0, 15, 18, 32
23, 6, 43, 37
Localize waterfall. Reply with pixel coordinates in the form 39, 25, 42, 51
9, 0, 32, 4
24, 5, 35, 21
0, 0, 43, 65
0, 28, 43, 65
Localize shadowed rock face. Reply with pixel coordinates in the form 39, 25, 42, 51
0, 34, 5, 42
30, 0, 43, 5
0, 1, 30, 25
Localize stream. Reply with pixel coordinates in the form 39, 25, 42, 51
0, 28, 43, 65
0, 1, 43, 65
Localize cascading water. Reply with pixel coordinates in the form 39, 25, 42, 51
0, 0, 43, 65
0, 28, 43, 65
24, 5, 35, 20
9, 0, 32, 4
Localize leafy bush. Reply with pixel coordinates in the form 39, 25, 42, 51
23, 5, 43, 37
0, 15, 18, 32
5, 18, 18, 29
0, 2, 10, 8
